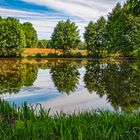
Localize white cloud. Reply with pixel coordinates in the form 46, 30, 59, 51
22, 0, 126, 20
0, 7, 41, 18
0, 7, 86, 39
0, 0, 126, 39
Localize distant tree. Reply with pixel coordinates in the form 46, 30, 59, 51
0, 17, 26, 56
37, 40, 50, 48
77, 41, 86, 50
23, 22, 38, 48
51, 20, 80, 54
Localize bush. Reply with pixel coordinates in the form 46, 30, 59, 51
35, 53, 42, 58
0, 17, 26, 57
73, 52, 83, 58
47, 53, 59, 58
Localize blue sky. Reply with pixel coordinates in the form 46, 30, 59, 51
0, 0, 126, 40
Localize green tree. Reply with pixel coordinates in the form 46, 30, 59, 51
106, 3, 122, 56
84, 21, 96, 53
95, 17, 107, 56
0, 17, 26, 56
84, 17, 107, 57
37, 40, 50, 48
107, 1, 140, 57
77, 41, 86, 50
23, 22, 38, 48
51, 20, 80, 54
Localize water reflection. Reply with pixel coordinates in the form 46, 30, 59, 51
0, 59, 38, 94
50, 61, 80, 94
0, 59, 140, 112
84, 61, 140, 112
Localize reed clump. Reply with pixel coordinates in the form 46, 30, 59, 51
0, 100, 140, 140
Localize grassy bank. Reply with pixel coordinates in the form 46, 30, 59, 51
0, 100, 140, 140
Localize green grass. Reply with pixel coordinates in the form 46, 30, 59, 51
0, 100, 140, 140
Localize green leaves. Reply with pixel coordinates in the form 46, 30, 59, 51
23, 22, 38, 48
0, 17, 26, 56
84, 0, 140, 58
37, 40, 50, 48
0, 17, 38, 57
84, 17, 107, 57
51, 20, 80, 54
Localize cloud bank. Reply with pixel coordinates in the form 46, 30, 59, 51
22, 0, 126, 20
0, 0, 126, 39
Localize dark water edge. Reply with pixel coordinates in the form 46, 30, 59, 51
0, 55, 139, 60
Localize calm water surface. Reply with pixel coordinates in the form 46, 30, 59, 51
0, 58, 140, 114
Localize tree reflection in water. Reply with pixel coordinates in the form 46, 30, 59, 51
50, 61, 80, 95
84, 61, 140, 112
0, 59, 140, 112
0, 59, 38, 94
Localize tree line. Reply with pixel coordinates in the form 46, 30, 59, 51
0, 0, 140, 57
0, 17, 38, 56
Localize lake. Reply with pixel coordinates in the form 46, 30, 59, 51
0, 58, 140, 114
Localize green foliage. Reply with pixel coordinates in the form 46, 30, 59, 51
77, 41, 86, 50
0, 100, 140, 140
84, 0, 140, 58
22, 22, 38, 48
47, 53, 59, 58
84, 21, 96, 52
0, 16, 2, 21
84, 17, 107, 57
51, 20, 80, 54
133, 1, 140, 15
0, 17, 26, 56
106, 3, 123, 55
37, 40, 50, 48
107, 1, 140, 57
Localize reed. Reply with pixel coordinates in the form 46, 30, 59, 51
0, 100, 140, 140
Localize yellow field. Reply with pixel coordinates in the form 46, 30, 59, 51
23, 48, 88, 56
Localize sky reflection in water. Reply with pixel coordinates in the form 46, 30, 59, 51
0, 59, 140, 114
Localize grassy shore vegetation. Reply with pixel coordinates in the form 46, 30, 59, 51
0, 100, 140, 140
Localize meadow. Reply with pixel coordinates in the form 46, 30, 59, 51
23, 48, 88, 58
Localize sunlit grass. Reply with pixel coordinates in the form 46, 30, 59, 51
0, 100, 140, 140
23, 48, 88, 56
